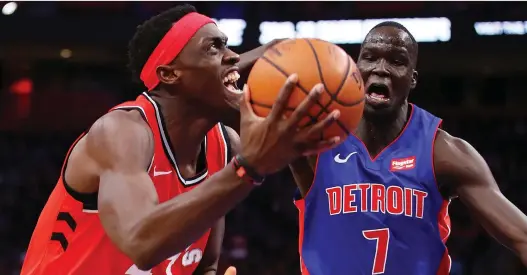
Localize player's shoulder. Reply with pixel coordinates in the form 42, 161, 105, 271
434, 129, 474, 157
88, 110, 151, 145
85, 110, 154, 168
433, 129, 484, 179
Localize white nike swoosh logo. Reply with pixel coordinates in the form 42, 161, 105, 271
334, 152, 358, 163
153, 166, 173, 177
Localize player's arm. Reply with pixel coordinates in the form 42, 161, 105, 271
434, 129, 527, 265
289, 156, 318, 198
87, 112, 254, 271
193, 218, 225, 275
193, 127, 240, 275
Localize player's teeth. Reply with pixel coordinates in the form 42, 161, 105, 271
227, 84, 242, 94
224, 72, 240, 85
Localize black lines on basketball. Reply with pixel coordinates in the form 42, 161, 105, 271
303, 39, 363, 108
269, 46, 282, 57
336, 53, 352, 98
351, 72, 362, 91
303, 38, 339, 127
260, 56, 349, 135
50, 211, 76, 251
250, 100, 294, 112
260, 56, 311, 98
304, 39, 334, 99
251, 96, 318, 125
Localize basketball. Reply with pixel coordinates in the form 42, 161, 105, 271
247, 38, 365, 142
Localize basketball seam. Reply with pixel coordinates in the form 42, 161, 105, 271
304, 39, 332, 138
304, 39, 349, 135
318, 56, 353, 132
303, 39, 351, 135
260, 56, 350, 135
304, 39, 364, 107
304, 38, 336, 100
250, 100, 318, 123
335, 52, 352, 98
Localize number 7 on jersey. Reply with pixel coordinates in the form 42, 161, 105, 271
362, 228, 390, 274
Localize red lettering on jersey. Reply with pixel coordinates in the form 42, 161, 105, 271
343, 184, 358, 213
390, 156, 416, 171
386, 186, 404, 215
326, 187, 342, 215
413, 189, 428, 219
370, 184, 385, 213
404, 188, 413, 217
357, 184, 370, 212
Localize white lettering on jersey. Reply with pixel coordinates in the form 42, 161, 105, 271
125, 247, 203, 275
390, 156, 416, 171
326, 184, 428, 218
181, 248, 203, 267
125, 265, 152, 275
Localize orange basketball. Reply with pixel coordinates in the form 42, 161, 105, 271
247, 38, 365, 142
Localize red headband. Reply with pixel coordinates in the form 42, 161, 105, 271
140, 12, 215, 91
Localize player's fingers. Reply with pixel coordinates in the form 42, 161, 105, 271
239, 84, 256, 118
224, 266, 237, 275
286, 84, 324, 130
302, 136, 341, 156
305, 110, 340, 137
267, 74, 298, 122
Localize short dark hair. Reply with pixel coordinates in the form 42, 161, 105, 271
127, 4, 197, 85
365, 21, 418, 64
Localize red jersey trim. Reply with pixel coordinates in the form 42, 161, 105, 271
431, 120, 452, 275
294, 199, 311, 275
350, 103, 416, 162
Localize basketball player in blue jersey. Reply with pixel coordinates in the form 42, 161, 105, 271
289, 21, 527, 275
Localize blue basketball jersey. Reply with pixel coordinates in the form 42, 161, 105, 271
294, 104, 451, 275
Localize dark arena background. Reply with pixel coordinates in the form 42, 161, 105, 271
1, 1, 527, 275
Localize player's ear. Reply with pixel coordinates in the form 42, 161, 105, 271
156, 64, 182, 86
410, 70, 418, 89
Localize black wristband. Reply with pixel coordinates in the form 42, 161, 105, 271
233, 154, 266, 185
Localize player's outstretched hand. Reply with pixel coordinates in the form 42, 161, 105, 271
224, 266, 237, 275
239, 73, 341, 176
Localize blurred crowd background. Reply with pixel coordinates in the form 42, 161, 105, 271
1, 1, 527, 275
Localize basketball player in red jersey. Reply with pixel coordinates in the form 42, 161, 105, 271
290, 22, 527, 273
21, 4, 341, 275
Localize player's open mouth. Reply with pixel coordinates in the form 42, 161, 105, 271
223, 71, 242, 94
365, 83, 390, 104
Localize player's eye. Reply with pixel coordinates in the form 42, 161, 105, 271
392, 57, 407, 66
208, 38, 227, 52
360, 53, 375, 61
208, 43, 218, 51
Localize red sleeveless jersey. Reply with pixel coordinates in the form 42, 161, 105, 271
21, 93, 232, 275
